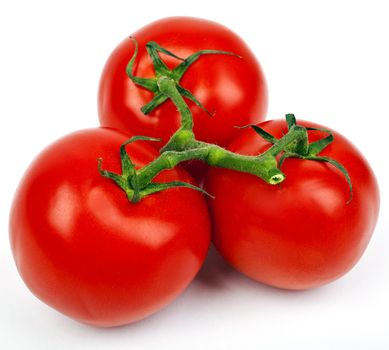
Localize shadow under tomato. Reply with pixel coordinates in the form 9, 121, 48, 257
194, 244, 238, 289
194, 244, 328, 298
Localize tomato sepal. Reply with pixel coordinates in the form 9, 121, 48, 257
126, 38, 239, 116
250, 115, 353, 202
98, 135, 210, 203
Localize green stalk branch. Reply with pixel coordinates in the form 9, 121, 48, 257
157, 76, 193, 132
136, 142, 286, 189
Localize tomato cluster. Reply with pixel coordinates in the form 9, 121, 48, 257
9, 17, 379, 327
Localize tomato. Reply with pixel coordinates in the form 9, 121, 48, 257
9, 128, 210, 327
205, 119, 379, 290
98, 16, 268, 148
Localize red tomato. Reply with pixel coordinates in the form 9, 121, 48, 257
98, 16, 267, 148
9, 128, 210, 327
205, 119, 379, 290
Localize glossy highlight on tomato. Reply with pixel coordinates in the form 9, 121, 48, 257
9, 128, 211, 327
98, 16, 268, 148
205, 119, 379, 290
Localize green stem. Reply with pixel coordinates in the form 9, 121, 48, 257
134, 74, 310, 192
136, 144, 282, 188
157, 76, 193, 132
135, 124, 309, 189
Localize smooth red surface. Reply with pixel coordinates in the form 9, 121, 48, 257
9, 128, 210, 327
205, 119, 379, 290
98, 16, 268, 148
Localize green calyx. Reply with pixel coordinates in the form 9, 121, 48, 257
98, 40, 352, 205
98, 136, 212, 203
249, 114, 353, 202
126, 37, 240, 116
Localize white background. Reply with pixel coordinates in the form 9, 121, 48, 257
1, 0, 388, 349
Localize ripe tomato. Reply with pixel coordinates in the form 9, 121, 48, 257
98, 16, 268, 148
9, 128, 210, 327
205, 119, 379, 290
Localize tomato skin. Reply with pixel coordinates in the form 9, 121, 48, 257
9, 128, 210, 327
205, 119, 379, 290
98, 16, 267, 148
